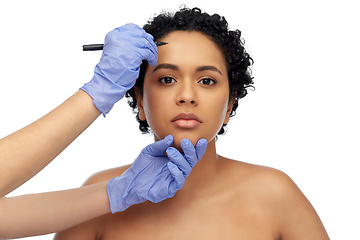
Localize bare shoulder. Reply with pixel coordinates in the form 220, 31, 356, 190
221, 157, 329, 239
82, 164, 132, 186
220, 157, 295, 193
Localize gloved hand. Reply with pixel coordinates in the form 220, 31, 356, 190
81, 23, 158, 116
107, 135, 207, 213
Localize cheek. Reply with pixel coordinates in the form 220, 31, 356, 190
142, 90, 168, 132
206, 98, 230, 134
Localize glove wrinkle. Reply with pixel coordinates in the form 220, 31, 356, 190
80, 23, 158, 116
106, 136, 207, 213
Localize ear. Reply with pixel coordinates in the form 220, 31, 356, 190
223, 97, 235, 124
135, 87, 146, 121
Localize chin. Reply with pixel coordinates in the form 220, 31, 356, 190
156, 131, 208, 153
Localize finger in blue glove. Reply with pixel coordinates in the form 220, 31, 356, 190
81, 23, 158, 116
106, 135, 207, 213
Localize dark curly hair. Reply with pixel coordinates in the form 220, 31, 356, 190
125, 6, 254, 135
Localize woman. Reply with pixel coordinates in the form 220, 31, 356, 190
54, 7, 329, 239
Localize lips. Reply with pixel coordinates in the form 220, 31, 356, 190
171, 112, 202, 129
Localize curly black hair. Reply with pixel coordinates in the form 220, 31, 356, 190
125, 6, 254, 135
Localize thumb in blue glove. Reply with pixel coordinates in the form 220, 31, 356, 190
81, 23, 158, 116
107, 135, 207, 213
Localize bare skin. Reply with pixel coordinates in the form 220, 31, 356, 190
54, 31, 329, 240
0, 90, 113, 239
54, 148, 329, 239
0, 90, 101, 197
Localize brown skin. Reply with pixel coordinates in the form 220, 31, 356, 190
54, 31, 329, 240
54, 161, 328, 240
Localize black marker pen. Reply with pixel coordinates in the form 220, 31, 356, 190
82, 41, 167, 51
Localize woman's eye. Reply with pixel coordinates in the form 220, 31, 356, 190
160, 77, 176, 84
199, 78, 216, 85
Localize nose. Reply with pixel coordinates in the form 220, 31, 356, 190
176, 81, 198, 106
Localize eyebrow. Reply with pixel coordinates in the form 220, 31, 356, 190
152, 63, 178, 72
152, 63, 222, 75
196, 65, 222, 75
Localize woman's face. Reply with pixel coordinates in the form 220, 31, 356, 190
137, 31, 233, 150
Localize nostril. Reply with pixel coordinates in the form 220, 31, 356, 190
180, 100, 185, 103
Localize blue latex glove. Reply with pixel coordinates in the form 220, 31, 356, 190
107, 135, 207, 213
81, 23, 158, 116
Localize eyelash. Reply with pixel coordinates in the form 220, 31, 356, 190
159, 76, 176, 84
199, 78, 216, 85
159, 76, 216, 85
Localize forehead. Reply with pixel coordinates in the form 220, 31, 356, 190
152, 31, 227, 72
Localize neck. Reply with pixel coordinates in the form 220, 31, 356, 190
176, 138, 222, 199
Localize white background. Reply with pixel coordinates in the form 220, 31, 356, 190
1, 0, 359, 239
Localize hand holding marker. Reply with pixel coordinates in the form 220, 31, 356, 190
80, 23, 167, 116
